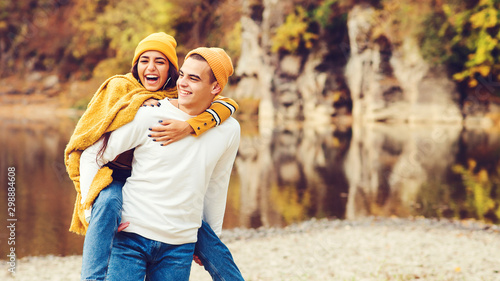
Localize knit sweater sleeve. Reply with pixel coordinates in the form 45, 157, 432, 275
202, 119, 241, 236
80, 108, 150, 205
185, 96, 238, 136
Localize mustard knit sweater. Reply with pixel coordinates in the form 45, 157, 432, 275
65, 73, 238, 235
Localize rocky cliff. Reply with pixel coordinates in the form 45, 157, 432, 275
231, 1, 466, 222
233, 2, 463, 125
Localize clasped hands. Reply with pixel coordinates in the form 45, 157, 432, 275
142, 98, 195, 145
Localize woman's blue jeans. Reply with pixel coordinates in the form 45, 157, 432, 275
80, 179, 244, 281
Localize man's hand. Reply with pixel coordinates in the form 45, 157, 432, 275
148, 119, 194, 146
142, 98, 161, 107
117, 222, 130, 232
193, 254, 203, 266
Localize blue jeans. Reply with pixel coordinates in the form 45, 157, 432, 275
106, 232, 194, 281
81, 179, 244, 281
81, 180, 124, 281
196, 220, 244, 281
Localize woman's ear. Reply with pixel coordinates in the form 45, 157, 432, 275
211, 83, 222, 95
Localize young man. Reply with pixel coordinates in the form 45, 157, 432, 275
79, 47, 241, 281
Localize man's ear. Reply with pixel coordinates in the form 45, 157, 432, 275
211, 83, 222, 95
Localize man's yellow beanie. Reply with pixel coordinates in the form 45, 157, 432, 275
185, 47, 234, 91
132, 32, 179, 70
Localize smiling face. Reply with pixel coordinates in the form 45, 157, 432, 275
137, 51, 170, 91
176, 57, 220, 115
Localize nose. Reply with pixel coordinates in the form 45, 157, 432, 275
147, 61, 156, 71
177, 75, 187, 87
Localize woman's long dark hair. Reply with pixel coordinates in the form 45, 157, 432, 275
96, 60, 179, 162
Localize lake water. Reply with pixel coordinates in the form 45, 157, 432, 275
1, 116, 499, 258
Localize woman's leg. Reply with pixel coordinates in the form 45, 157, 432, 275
194, 221, 244, 281
81, 180, 125, 281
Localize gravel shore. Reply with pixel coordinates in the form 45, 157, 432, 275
2, 217, 500, 281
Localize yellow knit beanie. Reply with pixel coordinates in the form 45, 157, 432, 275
132, 32, 179, 71
185, 47, 234, 91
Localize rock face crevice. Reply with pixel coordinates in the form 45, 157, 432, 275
234, 0, 352, 130
345, 5, 462, 124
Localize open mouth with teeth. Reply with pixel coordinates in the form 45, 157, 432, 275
146, 75, 159, 83
178, 89, 192, 96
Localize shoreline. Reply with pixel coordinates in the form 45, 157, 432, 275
2, 217, 499, 281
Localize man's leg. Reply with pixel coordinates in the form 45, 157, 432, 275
105, 232, 148, 281
81, 180, 124, 281
195, 221, 244, 281
145, 241, 195, 281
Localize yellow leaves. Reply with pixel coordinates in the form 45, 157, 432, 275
474, 32, 498, 65
470, 7, 498, 29
69, 0, 178, 74
453, 64, 492, 86
270, 183, 311, 224
449, 0, 500, 88
332, 91, 342, 102
475, 65, 492, 77
453, 159, 500, 223
479, 0, 495, 7
442, 4, 452, 17
452, 71, 467, 82
478, 169, 489, 184
225, 22, 242, 60
468, 159, 477, 171
332, 137, 341, 148
468, 78, 478, 88
271, 6, 318, 53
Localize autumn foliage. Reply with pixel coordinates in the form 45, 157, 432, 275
0, 0, 499, 97
0, 0, 241, 80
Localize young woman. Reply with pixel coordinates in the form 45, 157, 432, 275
65, 32, 243, 281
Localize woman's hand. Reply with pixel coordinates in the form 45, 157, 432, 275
148, 119, 194, 146
117, 222, 130, 232
142, 98, 161, 107
193, 255, 203, 266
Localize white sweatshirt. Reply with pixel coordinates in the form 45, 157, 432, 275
79, 99, 240, 245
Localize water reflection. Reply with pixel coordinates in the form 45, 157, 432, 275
344, 122, 462, 219
1, 116, 499, 258
0, 117, 84, 258
229, 123, 351, 228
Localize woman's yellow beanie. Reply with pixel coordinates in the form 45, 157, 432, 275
185, 47, 234, 91
132, 32, 179, 70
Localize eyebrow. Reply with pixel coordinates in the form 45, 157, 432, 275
139, 55, 167, 61
180, 70, 201, 81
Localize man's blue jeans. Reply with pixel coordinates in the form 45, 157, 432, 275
106, 232, 194, 281
195, 220, 244, 281
80, 179, 244, 281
